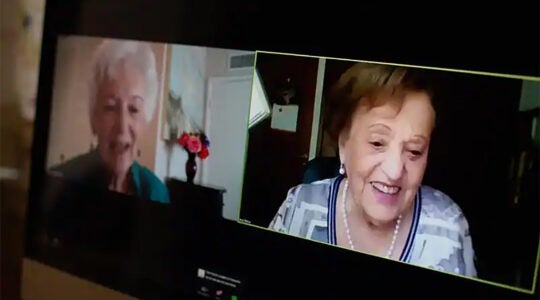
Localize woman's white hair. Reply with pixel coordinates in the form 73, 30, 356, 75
89, 39, 158, 123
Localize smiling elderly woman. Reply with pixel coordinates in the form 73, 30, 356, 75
51, 40, 169, 203
269, 62, 477, 277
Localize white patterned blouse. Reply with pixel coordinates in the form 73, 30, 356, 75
269, 175, 477, 277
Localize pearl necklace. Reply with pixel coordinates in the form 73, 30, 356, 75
341, 179, 402, 259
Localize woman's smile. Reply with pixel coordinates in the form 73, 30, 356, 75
370, 181, 401, 206
109, 140, 131, 155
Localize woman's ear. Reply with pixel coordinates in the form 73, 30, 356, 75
337, 130, 348, 165
89, 110, 97, 135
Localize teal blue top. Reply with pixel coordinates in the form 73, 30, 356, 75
130, 160, 170, 203
50, 150, 170, 203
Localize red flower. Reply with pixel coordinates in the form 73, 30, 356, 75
186, 135, 202, 153
198, 146, 209, 159
177, 132, 190, 147
177, 131, 211, 159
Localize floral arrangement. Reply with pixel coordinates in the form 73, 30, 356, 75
177, 132, 210, 159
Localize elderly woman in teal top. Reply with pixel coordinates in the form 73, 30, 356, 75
50, 39, 169, 203
269, 62, 477, 277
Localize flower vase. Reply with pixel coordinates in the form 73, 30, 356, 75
185, 152, 197, 184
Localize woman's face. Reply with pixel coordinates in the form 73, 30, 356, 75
340, 91, 435, 224
92, 61, 147, 176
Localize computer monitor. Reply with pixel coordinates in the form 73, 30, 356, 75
25, 1, 539, 299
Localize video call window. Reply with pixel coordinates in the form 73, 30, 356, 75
238, 51, 540, 293
45, 35, 256, 218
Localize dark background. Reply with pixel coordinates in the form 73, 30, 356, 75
24, 0, 540, 299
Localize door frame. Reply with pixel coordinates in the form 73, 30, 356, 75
201, 75, 253, 186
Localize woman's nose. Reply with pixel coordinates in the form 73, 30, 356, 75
115, 107, 130, 133
381, 148, 404, 181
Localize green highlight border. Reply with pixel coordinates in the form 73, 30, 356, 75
236, 49, 540, 295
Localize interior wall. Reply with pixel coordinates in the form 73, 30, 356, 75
153, 44, 207, 183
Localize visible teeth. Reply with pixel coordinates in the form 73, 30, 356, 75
111, 142, 130, 153
372, 182, 400, 195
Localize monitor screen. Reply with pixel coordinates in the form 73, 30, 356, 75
25, 1, 539, 299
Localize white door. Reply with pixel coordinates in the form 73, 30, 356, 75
203, 76, 253, 221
